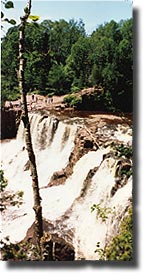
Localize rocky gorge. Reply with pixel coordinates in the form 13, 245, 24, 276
1, 110, 132, 260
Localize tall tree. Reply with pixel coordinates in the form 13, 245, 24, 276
18, 0, 43, 252
66, 37, 92, 89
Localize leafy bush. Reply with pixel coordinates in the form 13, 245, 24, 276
0, 170, 8, 192
0, 170, 24, 211
1, 233, 53, 261
119, 166, 132, 178
114, 143, 133, 159
95, 207, 133, 260
70, 96, 82, 108
71, 85, 80, 93
63, 94, 82, 108
63, 94, 75, 104
91, 204, 115, 222
1, 79, 20, 105
1, 237, 40, 261
105, 207, 133, 260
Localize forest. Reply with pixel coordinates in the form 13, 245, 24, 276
1, 17, 133, 113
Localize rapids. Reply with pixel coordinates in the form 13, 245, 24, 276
0, 113, 132, 260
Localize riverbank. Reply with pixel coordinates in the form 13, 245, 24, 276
4, 94, 132, 123
2, 94, 132, 140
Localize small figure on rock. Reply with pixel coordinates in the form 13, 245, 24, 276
31, 94, 35, 102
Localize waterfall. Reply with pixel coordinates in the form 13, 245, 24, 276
69, 158, 132, 259
1, 114, 77, 189
1, 113, 132, 260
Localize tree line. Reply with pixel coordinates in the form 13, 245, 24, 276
1, 17, 133, 112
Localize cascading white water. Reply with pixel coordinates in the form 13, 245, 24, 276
1, 113, 132, 260
69, 158, 132, 259
1, 114, 77, 189
1, 114, 78, 241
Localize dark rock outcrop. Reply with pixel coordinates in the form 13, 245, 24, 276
24, 220, 75, 261
1, 109, 17, 139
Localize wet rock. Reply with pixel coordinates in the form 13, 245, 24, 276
48, 169, 67, 186
51, 169, 66, 180
53, 236, 75, 261
111, 159, 132, 197
24, 221, 75, 261
83, 139, 94, 149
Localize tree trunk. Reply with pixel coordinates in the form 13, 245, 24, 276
18, 0, 43, 252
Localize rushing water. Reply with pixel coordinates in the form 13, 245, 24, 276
1, 113, 132, 260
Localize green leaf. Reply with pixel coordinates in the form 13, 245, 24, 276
4, 18, 16, 25
1, 11, 4, 18
5, 1, 14, 9
29, 15, 40, 22
4, 18, 9, 23
49, 51, 54, 57
24, 7, 29, 14
9, 19, 16, 25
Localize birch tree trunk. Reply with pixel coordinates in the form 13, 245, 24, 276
18, 0, 43, 252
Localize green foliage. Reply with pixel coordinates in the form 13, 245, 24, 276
1, 11, 4, 18
66, 36, 93, 88
1, 17, 132, 112
95, 242, 106, 260
63, 94, 75, 104
63, 94, 82, 108
112, 143, 133, 179
24, 6, 29, 14
0, 169, 8, 192
95, 207, 133, 260
1, 1, 16, 26
91, 19, 133, 112
0, 170, 24, 212
29, 15, 40, 22
103, 90, 116, 112
105, 207, 133, 260
47, 64, 70, 95
0, 237, 40, 261
1, 233, 53, 261
119, 166, 132, 178
70, 96, 82, 108
5, 1, 14, 9
3, 17, 16, 25
8, 19, 16, 25
114, 143, 133, 159
91, 204, 115, 222
71, 86, 80, 93
1, 75, 20, 106
1, 25, 19, 104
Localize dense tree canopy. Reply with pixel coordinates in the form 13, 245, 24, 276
1, 18, 133, 112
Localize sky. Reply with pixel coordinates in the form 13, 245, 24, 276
2, 0, 132, 36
